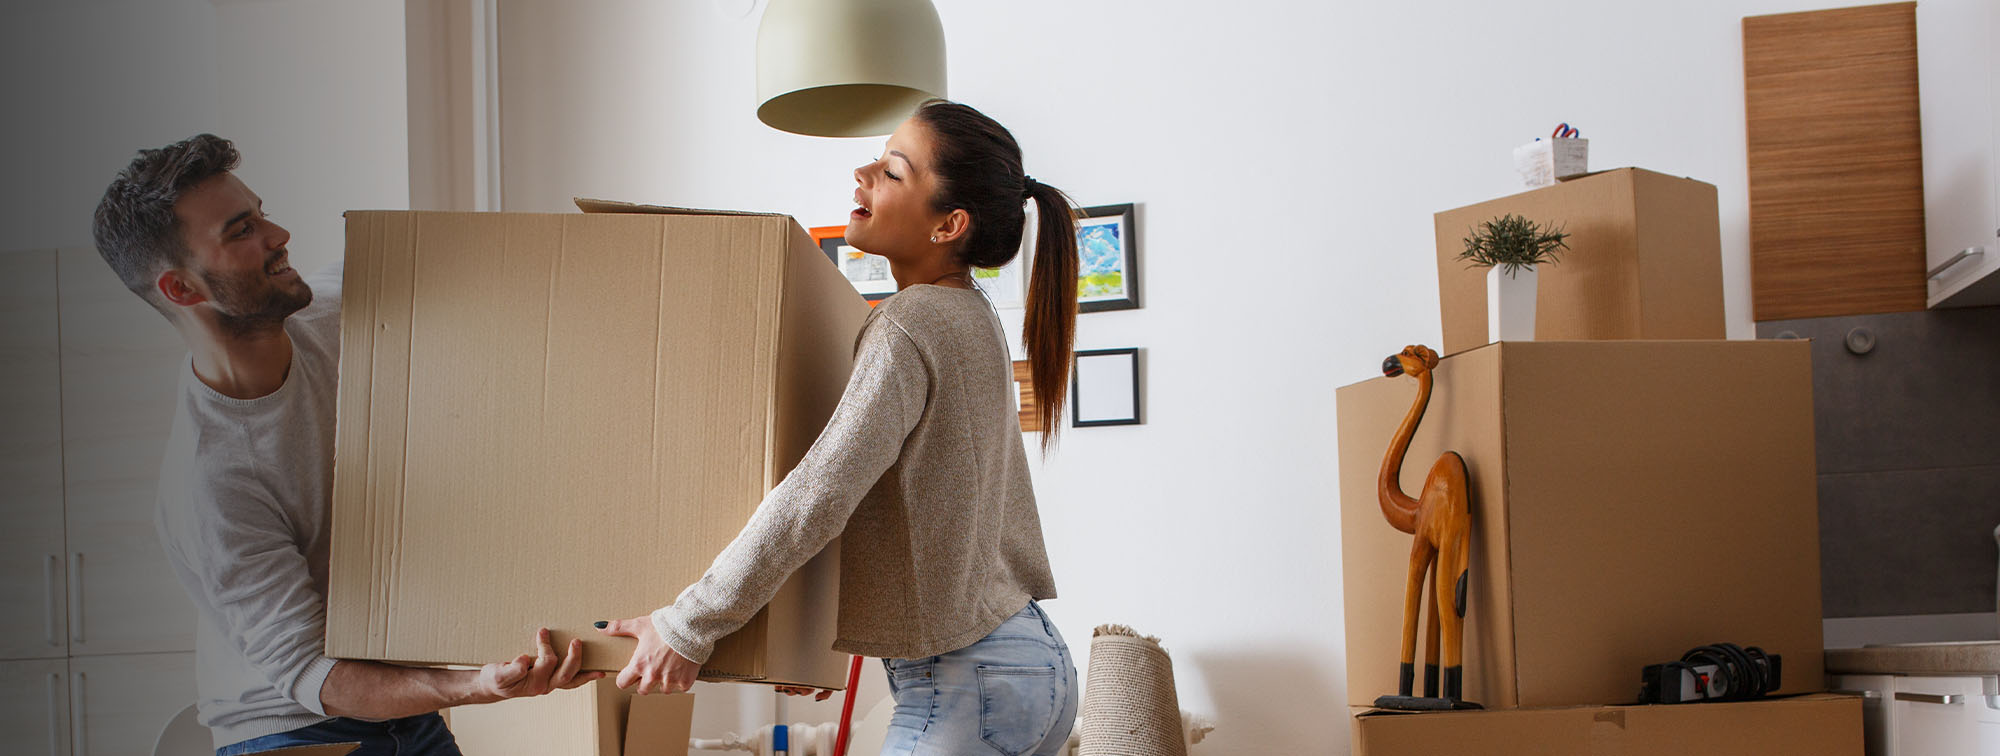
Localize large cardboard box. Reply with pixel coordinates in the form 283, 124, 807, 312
1351, 694, 1863, 755
328, 207, 870, 689
448, 680, 694, 756
1335, 341, 1823, 709
1435, 168, 1725, 355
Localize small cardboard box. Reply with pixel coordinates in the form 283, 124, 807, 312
448, 679, 694, 756
1512, 137, 1591, 188
1435, 168, 1725, 356
328, 207, 870, 689
1352, 694, 1863, 755
1335, 341, 1823, 710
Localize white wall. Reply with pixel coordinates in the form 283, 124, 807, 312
496, 0, 1874, 751
0, 0, 223, 252
211, 0, 410, 277
0, 0, 407, 278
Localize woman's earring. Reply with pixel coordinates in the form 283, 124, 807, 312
930, 236, 938, 243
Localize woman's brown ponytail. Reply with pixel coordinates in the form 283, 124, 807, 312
913, 99, 1080, 450
1021, 180, 1078, 450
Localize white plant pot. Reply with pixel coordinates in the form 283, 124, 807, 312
1487, 265, 1538, 343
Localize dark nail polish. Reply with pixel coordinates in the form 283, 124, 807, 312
593, 621, 608, 629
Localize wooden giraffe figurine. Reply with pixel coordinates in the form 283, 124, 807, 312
1377, 344, 1476, 707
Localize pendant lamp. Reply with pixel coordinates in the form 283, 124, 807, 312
755, 0, 947, 137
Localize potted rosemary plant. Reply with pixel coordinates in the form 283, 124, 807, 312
1458, 214, 1569, 342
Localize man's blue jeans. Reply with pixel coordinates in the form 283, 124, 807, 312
879, 601, 1079, 756
216, 713, 461, 756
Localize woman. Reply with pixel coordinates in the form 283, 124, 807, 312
598, 99, 1083, 756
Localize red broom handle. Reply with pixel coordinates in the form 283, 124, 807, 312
832, 655, 864, 756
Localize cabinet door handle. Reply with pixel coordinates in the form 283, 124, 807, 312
1893, 691, 1964, 705
70, 671, 85, 756
45, 673, 60, 756
67, 552, 82, 645
1831, 689, 1882, 698
1928, 246, 1985, 279
44, 554, 60, 647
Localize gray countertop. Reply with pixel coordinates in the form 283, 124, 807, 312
1826, 641, 2000, 676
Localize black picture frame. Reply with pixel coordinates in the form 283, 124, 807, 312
1070, 347, 1142, 427
1076, 203, 1140, 313
815, 230, 895, 303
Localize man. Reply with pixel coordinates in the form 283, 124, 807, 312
91, 134, 599, 755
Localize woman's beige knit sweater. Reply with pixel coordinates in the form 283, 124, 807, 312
652, 284, 1058, 662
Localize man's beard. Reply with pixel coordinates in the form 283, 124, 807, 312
202, 262, 313, 338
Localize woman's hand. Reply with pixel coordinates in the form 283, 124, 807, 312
598, 616, 700, 694
475, 628, 603, 702
775, 685, 834, 702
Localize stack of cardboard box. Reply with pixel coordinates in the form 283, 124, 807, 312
327, 203, 872, 753
1334, 169, 1864, 754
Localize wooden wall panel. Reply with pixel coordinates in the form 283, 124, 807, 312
1744, 2, 1926, 321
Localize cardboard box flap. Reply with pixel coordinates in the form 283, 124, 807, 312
574, 197, 782, 217
1553, 166, 1701, 184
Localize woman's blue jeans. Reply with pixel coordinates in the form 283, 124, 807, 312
880, 601, 1079, 756
215, 713, 461, 755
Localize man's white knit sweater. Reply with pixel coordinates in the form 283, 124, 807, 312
155, 265, 342, 749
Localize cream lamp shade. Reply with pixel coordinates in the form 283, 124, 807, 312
756, 0, 947, 137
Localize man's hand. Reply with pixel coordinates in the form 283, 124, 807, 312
776, 685, 834, 702
475, 628, 603, 702
598, 616, 700, 695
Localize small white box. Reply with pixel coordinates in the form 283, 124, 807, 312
1513, 138, 1589, 188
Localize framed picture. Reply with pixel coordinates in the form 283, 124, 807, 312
1071, 347, 1142, 427
1076, 204, 1139, 313
811, 225, 895, 303
972, 252, 1027, 309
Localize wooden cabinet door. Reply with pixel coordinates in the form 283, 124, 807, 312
68, 652, 196, 756
56, 247, 196, 656
1744, 2, 1927, 320
0, 658, 73, 756
0, 250, 69, 660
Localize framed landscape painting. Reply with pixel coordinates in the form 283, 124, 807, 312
1076, 204, 1139, 313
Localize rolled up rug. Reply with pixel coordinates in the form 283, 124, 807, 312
1081, 624, 1186, 756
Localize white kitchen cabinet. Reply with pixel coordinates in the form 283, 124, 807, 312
1918, 0, 2000, 308
55, 247, 197, 656
0, 246, 208, 755
1833, 673, 2000, 756
1892, 675, 2000, 756
68, 652, 197, 756
0, 658, 73, 756
0, 250, 69, 660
